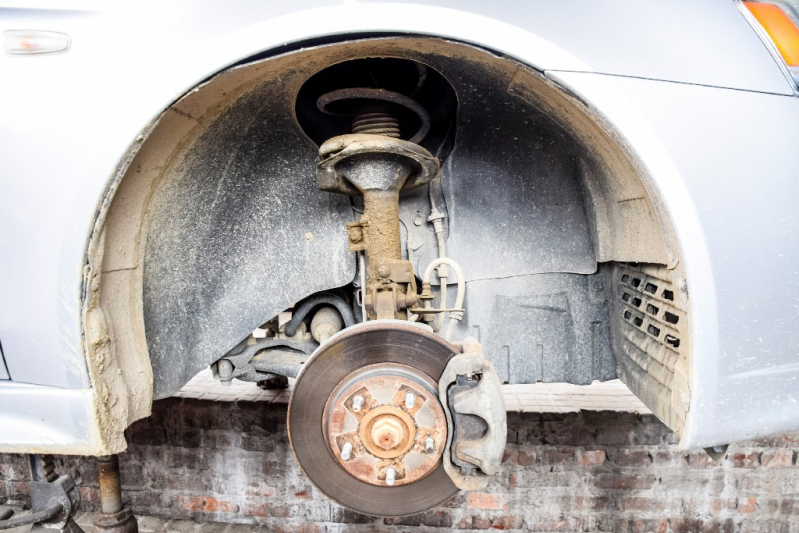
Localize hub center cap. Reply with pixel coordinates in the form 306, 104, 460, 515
323, 363, 447, 487
361, 406, 415, 458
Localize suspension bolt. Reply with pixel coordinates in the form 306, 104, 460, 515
352, 395, 364, 413
425, 437, 435, 453
405, 392, 415, 409
341, 442, 353, 461
378, 265, 391, 278
385, 468, 396, 486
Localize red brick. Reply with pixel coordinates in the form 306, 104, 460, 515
466, 492, 509, 510
457, 516, 492, 530
541, 449, 574, 464
517, 450, 536, 466
594, 473, 655, 490
711, 498, 737, 512
490, 514, 524, 530
617, 496, 667, 513
501, 449, 515, 464
615, 450, 651, 467
242, 500, 269, 517
273, 525, 322, 533
728, 451, 759, 468
686, 451, 710, 468
761, 449, 794, 468
573, 496, 611, 511
577, 449, 606, 466
652, 451, 687, 466
173, 495, 238, 514
737, 496, 757, 513
243, 481, 277, 497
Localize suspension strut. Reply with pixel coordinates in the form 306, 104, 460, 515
315, 88, 438, 319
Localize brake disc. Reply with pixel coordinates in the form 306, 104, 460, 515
287, 320, 459, 516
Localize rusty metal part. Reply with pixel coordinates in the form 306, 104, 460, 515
323, 363, 447, 488
361, 407, 416, 458
93, 455, 138, 533
353, 109, 401, 138
439, 338, 507, 491
12, 454, 86, 533
288, 320, 459, 516
317, 88, 431, 143
97, 456, 123, 515
318, 134, 438, 321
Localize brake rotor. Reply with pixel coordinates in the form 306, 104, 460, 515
288, 320, 459, 516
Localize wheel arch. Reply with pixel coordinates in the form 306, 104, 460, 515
82, 24, 701, 453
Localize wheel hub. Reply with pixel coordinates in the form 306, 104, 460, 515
323, 364, 447, 487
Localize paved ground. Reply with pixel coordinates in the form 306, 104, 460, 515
174, 369, 651, 414
1, 508, 257, 533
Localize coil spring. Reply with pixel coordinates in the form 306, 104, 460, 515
352, 107, 401, 138
316, 88, 431, 144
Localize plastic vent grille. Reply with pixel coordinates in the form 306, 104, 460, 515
618, 266, 683, 354
612, 262, 689, 432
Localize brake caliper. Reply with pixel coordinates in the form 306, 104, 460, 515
438, 338, 507, 490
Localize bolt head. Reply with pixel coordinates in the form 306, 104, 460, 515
347, 227, 362, 243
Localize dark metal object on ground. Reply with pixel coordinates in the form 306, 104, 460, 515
0, 504, 63, 530
0, 455, 86, 532
93, 455, 138, 533
288, 321, 459, 516
257, 375, 289, 389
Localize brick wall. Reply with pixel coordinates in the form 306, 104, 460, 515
2, 398, 799, 532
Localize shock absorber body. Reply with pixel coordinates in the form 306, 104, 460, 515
316, 91, 438, 320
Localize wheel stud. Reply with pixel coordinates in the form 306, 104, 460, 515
352, 395, 364, 413
341, 442, 353, 461
425, 436, 435, 453
404, 392, 415, 409
385, 468, 396, 486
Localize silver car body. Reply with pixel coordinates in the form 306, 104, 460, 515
0, 0, 797, 454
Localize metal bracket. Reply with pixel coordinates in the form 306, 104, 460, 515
29, 475, 82, 532
438, 338, 507, 490
214, 338, 317, 383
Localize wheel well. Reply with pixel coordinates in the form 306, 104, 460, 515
82, 35, 689, 451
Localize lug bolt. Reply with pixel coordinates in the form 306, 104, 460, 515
425, 437, 435, 453
385, 468, 396, 486
352, 395, 364, 413
341, 442, 353, 461
405, 392, 415, 409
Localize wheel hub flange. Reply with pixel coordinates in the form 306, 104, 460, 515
323, 363, 447, 487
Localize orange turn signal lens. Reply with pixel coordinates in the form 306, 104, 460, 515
744, 1, 799, 66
